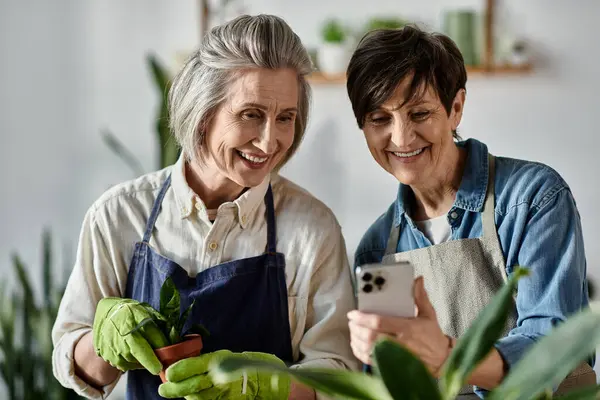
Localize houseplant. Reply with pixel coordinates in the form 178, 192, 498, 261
102, 54, 180, 176
317, 19, 350, 76
214, 267, 600, 400
0, 229, 84, 400
125, 277, 209, 382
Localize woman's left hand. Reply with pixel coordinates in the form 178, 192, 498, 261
348, 276, 452, 378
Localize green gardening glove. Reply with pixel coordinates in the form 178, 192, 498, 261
92, 297, 169, 374
158, 350, 291, 400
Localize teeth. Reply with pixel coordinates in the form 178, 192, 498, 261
393, 148, 424, 158
238, 151, 268, 163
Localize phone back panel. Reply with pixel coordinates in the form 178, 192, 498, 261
356, 262, 415, 318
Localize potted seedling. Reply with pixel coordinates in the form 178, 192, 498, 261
126, 277, 210, 382
317, 18, 350, 76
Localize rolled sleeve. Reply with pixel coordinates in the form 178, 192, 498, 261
500, 187, 589, 367
52, 328, 121, 399
51, 207, 125, 398
494, 334, 537, 368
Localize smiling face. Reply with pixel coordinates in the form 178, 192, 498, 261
197, 68, 299, 189
362, 76, 465, 188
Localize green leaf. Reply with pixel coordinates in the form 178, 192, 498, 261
123, 317, 157, 336
186, 323, 211, 339
42, 228, 53, 308
146, 53, 180, 169
160, 277, 180, 324
488, 308, 600, 400
169, 325, 180, 345
554, 384, 600, 400
101, 129, 145, 176
373, 339, 441, 400
179, 299, 195, 333
214, 356, 393, 400
439, 267, 529, 400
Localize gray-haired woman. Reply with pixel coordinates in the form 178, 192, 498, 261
52, 15, 357, 400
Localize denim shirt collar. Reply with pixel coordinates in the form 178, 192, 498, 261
394, 138, 490, 226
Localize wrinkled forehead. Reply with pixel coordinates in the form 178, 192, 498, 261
226, 68, 299, 109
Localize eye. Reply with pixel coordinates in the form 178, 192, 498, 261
241, 110, 262, 120
367, 114, 391, 126
277, 113, 295, 123
410, 110, 430, 121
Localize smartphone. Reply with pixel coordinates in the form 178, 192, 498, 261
355, 261, 415, 318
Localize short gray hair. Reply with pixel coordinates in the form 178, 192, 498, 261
168, 14, 313, 168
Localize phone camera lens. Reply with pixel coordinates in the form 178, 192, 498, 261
362, 272, 373, 282
362, 284, 373, 293
374, 276, 386, 286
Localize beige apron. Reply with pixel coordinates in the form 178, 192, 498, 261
381, 155, 595, 398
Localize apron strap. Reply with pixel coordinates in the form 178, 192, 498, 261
479, 154, 508, 281
264, 184, 277, 254
480, 154, 497, 238
385, 220, 401, 257
142, 175, 172, 244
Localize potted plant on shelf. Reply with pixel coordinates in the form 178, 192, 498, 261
214, 267, 600, 399
317, 18, 350, 76
126, 277, 210, 382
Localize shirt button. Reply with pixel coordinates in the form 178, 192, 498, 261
208, 242, 218, 251
241, 215, 247, 224
195, 202, 202, 211
450, 211, 459, 219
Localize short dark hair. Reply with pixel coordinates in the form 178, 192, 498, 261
346, 25, 467, 137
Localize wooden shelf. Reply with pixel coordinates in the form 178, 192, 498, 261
307, 64, 533, 85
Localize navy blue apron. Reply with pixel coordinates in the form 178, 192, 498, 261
124, 175, 293, 400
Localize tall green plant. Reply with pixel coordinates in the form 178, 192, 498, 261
215, 267, 600, 400
102, 53, 180, 175
0, 230, 83, 400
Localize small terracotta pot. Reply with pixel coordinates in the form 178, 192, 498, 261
154, 334, 204, 383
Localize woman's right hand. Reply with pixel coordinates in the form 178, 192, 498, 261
92, 297, 169, 374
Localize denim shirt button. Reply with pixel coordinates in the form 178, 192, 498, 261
450, 211, 459, 219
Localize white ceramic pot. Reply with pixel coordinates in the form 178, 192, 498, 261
317, 43, 350, 76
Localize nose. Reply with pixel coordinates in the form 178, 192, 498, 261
390, 117, 416, 148
253, 120, 278, 154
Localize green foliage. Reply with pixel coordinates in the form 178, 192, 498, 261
127, 278, 209, 346
102, 53, 181, 176
365, 17, 407, 32
321, 19, 347, 43
215, 266, 600, 399
0, 229, 84, 400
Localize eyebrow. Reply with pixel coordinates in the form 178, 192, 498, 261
239, 102, 298, 113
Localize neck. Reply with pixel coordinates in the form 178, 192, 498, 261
185, 160, 246, 210
411, 146, 467, 221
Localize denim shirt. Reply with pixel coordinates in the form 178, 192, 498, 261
355, 138, 591, 386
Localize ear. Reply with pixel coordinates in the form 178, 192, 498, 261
450, 89, 466, 131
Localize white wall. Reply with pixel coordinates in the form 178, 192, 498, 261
1, 0, 599, 396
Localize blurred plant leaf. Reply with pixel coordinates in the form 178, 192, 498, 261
215, 356, 392, 400
440, 267, 529, 400
101, 129, 145, 176
373, 338, 441, 400
147, 53, 180, 169
488, 308, 600, 400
